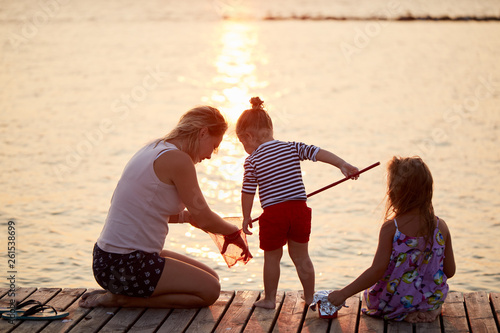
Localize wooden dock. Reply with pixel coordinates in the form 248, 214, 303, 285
1, 288, 499, 332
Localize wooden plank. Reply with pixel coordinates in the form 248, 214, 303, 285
357, 293, 384, 333
15, 288, 85, 333
40, 289, 94, 333
464, 291, 497, 333
31, 289, 89, 333
415, 320, 441, 333
272, 290, 306, 333
490, 293, 500, 331
65, 292, 120, 333
441, 291, 469, 333
215, 290, 260, 332
156, 308, 200, 332
3, 289, 499, 333
329, 294, 361, 333
386, 320, 412, 332
0, 287, 37, 333
0, 288, 9, 298
185, 290, 234, 333
70, 306, 120, 333
0, 288, 11, 306
243, 291, 284, 333
0, 287, 17, 332
127, 308, 172, 333
2, 287, 60, 333
302, 303, 330, 333
98, 307, 146, 333
3, 287, 37, 302
0, 286, 37, 311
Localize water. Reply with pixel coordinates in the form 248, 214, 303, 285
1, 0, 499, 294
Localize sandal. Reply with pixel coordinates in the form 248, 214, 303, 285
2, 304, 69, 321
0, 299, 42, 314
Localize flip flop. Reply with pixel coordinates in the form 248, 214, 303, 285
2, 304, 69, 321
0, 299, 42, 314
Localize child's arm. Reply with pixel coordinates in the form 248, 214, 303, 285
241, 192, 255, 235
315, 149, 359, 178
328, 220, 395, 307
439, 219, 456, 278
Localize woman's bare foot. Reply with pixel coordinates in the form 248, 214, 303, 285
254, 298, 276, 309
79, 290, 121, 308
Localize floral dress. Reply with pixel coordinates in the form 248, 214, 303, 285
363, 217, 448, 321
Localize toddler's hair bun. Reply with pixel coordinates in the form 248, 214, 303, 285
250, 97, 264, 110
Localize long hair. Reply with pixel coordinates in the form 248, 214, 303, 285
157, 106, 227, 160
385, 156, 435, 245
236, 97, 273, 137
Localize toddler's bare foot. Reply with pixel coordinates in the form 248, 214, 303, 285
302, 293, 314, 306
254, 298, 276, 309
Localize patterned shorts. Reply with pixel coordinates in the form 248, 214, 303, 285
92, 243, 165, 297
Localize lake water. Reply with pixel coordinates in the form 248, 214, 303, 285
1, 0, 499, 293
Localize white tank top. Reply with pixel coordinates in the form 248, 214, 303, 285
97, 141, 185, 254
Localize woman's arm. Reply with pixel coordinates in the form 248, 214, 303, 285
168, 212, 184, 223
155, 150, 239, 235
328, 220, 395, 306
169, 210, 201, 228
315, 149, 359, 178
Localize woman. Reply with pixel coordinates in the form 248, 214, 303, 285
79, 106, 248, 309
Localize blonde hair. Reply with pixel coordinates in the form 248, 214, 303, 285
157, 106, 228, 160
385, 156, 435, 245
236, 97, 273, 138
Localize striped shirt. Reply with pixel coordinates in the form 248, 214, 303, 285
242, 140, 320, 208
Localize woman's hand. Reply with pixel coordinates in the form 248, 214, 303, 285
221, 229, 252, 261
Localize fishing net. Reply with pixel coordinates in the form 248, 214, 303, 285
208, 218, 252, 267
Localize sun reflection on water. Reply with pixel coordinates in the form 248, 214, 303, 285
198, 20, 268, 216
196, 21, 270, 275
203, 21, 268, 124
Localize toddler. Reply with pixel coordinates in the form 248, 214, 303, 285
236, 97, 359, 308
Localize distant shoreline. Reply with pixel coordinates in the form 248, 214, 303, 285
226, 15, 500, 22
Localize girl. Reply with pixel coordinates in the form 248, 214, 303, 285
80, 106, 249, 309
236, 97, 358, 308
328, 156, 456, 323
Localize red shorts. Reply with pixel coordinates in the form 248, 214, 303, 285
259, 201, 312, 251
